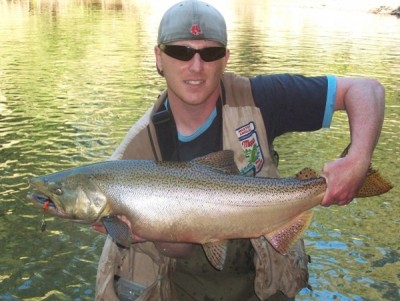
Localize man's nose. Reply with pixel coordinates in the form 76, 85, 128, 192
189, 53, 204, 72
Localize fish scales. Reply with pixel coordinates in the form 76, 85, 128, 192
35, 158, 326, 242
28, 149, 393, 269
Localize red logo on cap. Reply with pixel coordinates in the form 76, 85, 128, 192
190, 24, 202, 36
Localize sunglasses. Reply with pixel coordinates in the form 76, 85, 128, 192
159, 44, 226, 62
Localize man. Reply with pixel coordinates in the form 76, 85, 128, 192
94, 0, 385, 300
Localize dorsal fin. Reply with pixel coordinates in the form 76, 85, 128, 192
295, 167, 319, 180
192, 150, 240, 174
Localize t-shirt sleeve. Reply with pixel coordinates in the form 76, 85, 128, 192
249, 74, 336, 144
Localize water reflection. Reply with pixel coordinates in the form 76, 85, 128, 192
0, 0, 399, 300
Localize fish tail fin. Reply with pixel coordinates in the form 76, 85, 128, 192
264, 210, 313, 255
202, 240, 228, 271
340, 143, 393, 197
356, 165, 393, 197
340, 143, 352, 157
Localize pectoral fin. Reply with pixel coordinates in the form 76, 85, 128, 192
202, 240, 228, 271
101, 215, 132, 248
264, 210, 313, 254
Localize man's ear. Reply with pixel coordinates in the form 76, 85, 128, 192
154, 46, 164, 76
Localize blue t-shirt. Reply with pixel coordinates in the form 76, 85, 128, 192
250, 74, 336, 144
170, 73, 336, 161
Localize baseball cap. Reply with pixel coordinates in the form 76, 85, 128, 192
157, 0, 227, 46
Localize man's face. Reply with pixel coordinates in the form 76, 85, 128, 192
155, 40, 230, 108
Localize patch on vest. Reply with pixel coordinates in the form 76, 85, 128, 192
235, 122, 264, 176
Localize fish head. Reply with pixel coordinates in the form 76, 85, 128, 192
28, 168, 109, 223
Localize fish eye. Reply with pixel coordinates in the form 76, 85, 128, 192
54, 188, 63, 195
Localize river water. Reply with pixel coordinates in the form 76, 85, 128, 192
0, 0, 399, 300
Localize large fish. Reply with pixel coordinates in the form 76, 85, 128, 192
28, 149, 393, 270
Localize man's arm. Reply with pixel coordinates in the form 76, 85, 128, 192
321, 77, 385, 206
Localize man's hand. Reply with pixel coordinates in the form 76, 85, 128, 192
320, 154, 370, 207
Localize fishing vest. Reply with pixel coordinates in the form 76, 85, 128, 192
95, 73, 310, 301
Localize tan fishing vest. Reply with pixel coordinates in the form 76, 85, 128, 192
95, 73, 309, 301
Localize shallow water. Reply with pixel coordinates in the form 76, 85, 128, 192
0, 0, 399, 300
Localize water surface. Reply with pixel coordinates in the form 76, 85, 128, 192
0, 0, 399, 300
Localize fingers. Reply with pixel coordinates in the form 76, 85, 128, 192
320, 177, 355, 206
92, 222, 107, 234
321, 197, 353, 207
320, 157, 362, 207
116, 215, 146, 243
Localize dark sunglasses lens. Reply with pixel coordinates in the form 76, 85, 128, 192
162, 45, 194, 61
200, 47, 226, 62
160, 45, 226, 62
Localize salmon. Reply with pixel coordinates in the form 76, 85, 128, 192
28, 149, 393, 270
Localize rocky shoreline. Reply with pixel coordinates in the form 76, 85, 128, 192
370, 5, 400, 17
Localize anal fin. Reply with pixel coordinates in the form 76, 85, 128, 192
202, 240, 228, 271
264, 210, 313, 254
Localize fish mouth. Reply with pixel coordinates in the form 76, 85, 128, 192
28, 192, 91, 223
28, 192, 65, 217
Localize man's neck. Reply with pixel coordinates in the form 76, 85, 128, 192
168, 95, 220, 136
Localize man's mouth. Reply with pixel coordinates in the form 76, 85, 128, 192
185, 80, 204, 85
